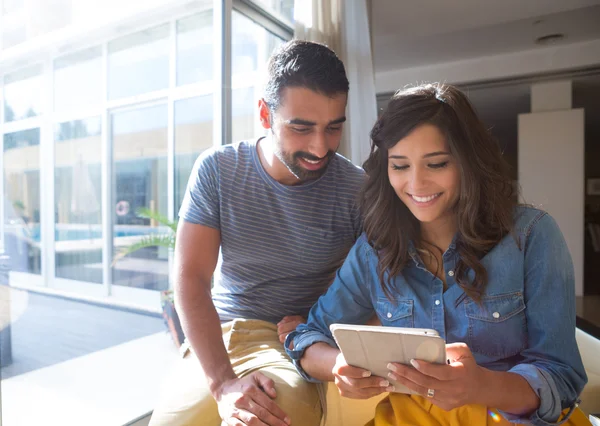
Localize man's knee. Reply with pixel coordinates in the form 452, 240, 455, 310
149, 355, 220, 426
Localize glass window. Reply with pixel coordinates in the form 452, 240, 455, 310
174, 96, 213, 211
108, 25, 169, 100
3, 128, 41, 274
111, 104, 169, 291
232, 87, 257, 142
2, 0, 72, 50
3, 66, 43, 122
176, 9, 213, 86
54, 117, 103, 283
253, 0, 294, 22
232, 11, 284, 140
54, 47, 103, 112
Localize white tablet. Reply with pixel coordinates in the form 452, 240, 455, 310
330, 323, 447, 394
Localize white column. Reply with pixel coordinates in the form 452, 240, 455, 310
518, 80, 585, 296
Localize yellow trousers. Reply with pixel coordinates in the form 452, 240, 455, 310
368, 393, 592, 426
149, 319, 322, 426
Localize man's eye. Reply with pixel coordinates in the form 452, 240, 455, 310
292, 127, 310, 133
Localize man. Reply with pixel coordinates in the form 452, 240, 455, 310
150, 40, 365, 426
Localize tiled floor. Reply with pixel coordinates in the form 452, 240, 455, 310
0, 287, 164, 378
0, 287, 179, 425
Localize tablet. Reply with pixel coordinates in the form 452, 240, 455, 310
330, 324, 446, 394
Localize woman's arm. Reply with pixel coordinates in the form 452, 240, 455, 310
300, 342, 339, 382
501, 211, 587, 423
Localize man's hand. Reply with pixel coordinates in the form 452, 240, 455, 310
332, 352, 390, 399
277, 315, 305, 343
215, 372, 291, 426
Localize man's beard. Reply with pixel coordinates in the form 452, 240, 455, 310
275, 148, 336, 182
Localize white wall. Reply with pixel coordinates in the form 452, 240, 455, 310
518, 109, 585, 296
375, 38, 600, 93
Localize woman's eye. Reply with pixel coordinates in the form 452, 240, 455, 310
429, 161, 448, 169
391, 164, 409, 171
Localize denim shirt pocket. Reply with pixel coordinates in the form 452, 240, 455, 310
376, 298, 414, 327
465, 292, 527, 358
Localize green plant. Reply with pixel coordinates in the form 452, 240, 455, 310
112, 207, 177, 265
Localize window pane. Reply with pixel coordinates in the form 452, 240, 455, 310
108, 25, 169, 100
4, 66, 43, 122
54, 47, 103, 112
232, 87, 256, 142
232, 12, 284, 140
175, 96, 213, 211
176, 9, 213, 86
3, 128, 41, 274
253, 0, 294, 22
111, 104, 168, 291
2, 0, 72, 50
54, 117, 103, 283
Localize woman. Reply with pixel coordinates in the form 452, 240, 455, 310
285, 84, 591, 425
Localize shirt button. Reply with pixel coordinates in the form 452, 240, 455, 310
387, 312, 392, 318
448, 270, 455, 277
493, 312, 500, 319
435, 300, 441, 306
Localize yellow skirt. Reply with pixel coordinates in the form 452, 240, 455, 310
367, 394, 592, 426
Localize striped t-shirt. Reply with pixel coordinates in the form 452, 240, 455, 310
179, 138, 365, 324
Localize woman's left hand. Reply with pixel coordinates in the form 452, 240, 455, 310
387, 342, 487, 411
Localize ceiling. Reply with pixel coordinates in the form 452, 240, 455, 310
371, 0, 600, 74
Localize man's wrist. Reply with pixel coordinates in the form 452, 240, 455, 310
210, 370, 238, 400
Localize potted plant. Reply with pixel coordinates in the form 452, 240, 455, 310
113, 208, 184, 347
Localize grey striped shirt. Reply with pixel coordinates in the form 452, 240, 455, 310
179, 139, 365, 324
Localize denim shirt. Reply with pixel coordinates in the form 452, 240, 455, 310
286, 207, 587, 426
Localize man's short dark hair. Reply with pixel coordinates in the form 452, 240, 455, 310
264, 39, 349, 111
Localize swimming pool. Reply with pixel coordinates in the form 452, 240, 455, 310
28, 226, 159, 242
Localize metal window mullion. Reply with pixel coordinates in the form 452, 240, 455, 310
0, 74, 4, 253
41, 58, 56, 286
167, 19, 176, 289
2, 116, 43, 133
233, 0, 293, 40
214, 0, 232, 148
101, 42, 112, 297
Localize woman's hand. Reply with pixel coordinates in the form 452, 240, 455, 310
387, 343, 486, 411
333, 352, 391, 399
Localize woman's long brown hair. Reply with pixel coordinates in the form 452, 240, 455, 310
360, 84, 516, 301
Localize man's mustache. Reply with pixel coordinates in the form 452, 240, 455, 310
294, 151, 335, 162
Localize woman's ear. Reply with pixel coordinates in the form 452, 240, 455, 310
258, 99, 272, 130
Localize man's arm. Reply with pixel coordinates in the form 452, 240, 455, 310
174, 220, 289, 426
173, 220, 234, 393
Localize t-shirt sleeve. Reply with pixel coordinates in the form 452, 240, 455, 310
178, 149, 220, 230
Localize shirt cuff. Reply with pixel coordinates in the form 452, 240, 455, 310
498, 364, 577, 425
284, 329, 337, 383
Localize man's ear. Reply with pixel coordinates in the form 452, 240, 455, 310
258, 99, 273, 130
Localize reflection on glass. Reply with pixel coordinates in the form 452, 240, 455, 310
175, 96, 213, 212
254, 0, 294, 22
232, 87, 256, 142
108, 25, 169, 100
4, 66, 43, 122
54, 118, 102, 283
232, 12, 284, 140
177, 9, 213, 86
111, 104, 168, 291
3, 128, 41, 274
54, 47, 103, 112
2, 0, 72, 49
